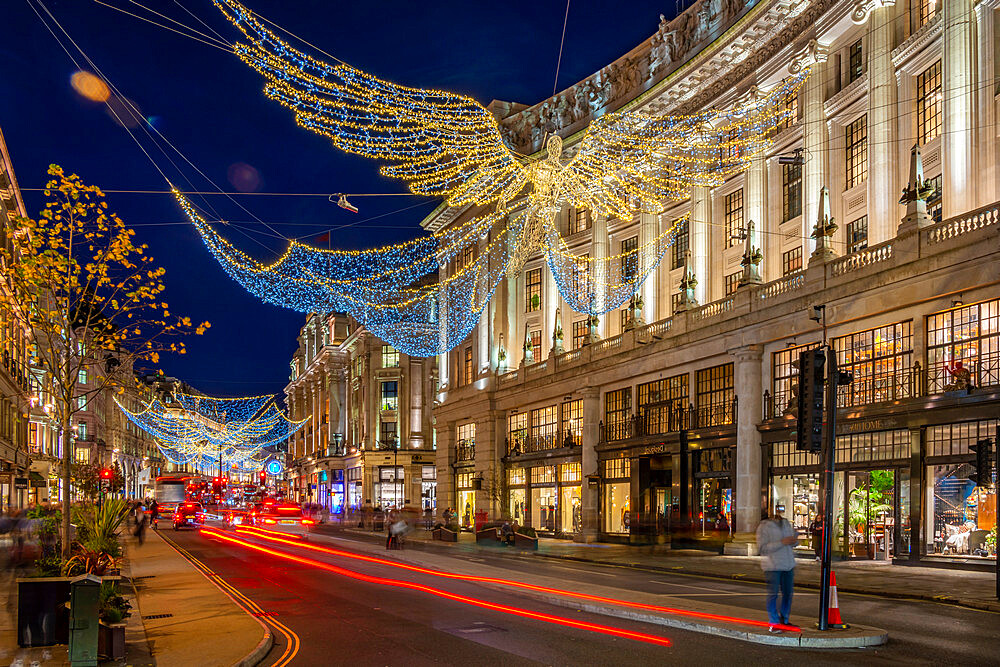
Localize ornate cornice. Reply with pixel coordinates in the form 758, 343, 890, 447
891, 13, 942, 70
850, 0, 895, 26
788, 39, 829, 75
824, 72, 867, 118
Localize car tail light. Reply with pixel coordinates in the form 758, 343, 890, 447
263, 518, 277, 524
302, 518, 315, 525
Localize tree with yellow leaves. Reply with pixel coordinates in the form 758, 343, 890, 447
1, 165, 209, 558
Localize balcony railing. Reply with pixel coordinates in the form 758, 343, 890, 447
599, 399, 737, 443
506, 430, 578, 456
456, 443, 475, 462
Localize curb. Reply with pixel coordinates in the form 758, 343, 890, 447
152, 531, 274, 667
524, 550, 1000, 614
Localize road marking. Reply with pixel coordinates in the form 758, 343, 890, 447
649, 580, 731, 592
551, 565, 616, 577
159, 532, 301, 666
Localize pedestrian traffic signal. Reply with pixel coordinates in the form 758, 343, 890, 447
796, 348, 826, 453
969, 439, 992, 487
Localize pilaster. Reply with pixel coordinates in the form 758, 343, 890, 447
691, 186, 711, 303
943, 0, 977, 217
866, 2, 897, 245
726, 344, 764, 555
590, 215, 610, 338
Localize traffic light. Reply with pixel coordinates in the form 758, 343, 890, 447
969, 439, 992, 487
99, 468, 113, 481
259, 469, 267, 485
796, 348, 826, 452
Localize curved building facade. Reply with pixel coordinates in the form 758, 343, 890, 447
430, 0, 999, 565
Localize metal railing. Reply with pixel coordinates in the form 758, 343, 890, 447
599, 398, 737, 443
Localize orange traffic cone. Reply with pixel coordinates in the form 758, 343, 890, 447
826, 570, 850, 629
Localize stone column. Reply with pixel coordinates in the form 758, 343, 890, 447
790, 41, 829, 254
943, 0, 977, 218
408, 359, 424, 448
474, 413, 499, 518
577, 386, 601, 542
543, 267, 559, 359
639, 212, 659, 322
866, 3, 898, 244
690, 186, 711, 303
590, 216, 610, 337
725, 344, 764, 555
976, 1, 999, 207
747, 151, 770, 281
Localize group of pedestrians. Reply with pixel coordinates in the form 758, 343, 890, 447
0, 504, 57, 569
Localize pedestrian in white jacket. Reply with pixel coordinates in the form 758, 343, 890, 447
756, 502, 798, 632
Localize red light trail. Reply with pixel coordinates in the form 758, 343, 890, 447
223, 524, 800, 634
202, 527, 673, 647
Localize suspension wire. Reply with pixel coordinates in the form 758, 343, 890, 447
552, 0, 571, 96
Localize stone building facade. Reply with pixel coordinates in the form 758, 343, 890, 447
285, 313, 437, 515
431, 0, 999, 565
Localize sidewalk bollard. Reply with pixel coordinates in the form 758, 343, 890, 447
68, 574, 102, 666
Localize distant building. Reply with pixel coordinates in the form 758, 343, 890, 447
285, 313, 437, 515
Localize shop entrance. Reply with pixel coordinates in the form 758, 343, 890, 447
633, 455, 671, 541
839, 469, 899, 559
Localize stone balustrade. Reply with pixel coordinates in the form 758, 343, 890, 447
924, 202, 999, 245
830, 240, 894, 277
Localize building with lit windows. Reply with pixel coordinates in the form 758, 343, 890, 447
430, 0, 999, 566
0, 128, 32, 510
285, 313, 437, 516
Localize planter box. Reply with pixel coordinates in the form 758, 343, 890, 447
513, 533, 539, 551
98, 621, 126, 660
476, 527, 502, 546
16, 577, 72, 646
432, 526, 458, 542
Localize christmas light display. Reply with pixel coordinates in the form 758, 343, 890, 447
115, 391, 306, 470
181, 0, 809, 357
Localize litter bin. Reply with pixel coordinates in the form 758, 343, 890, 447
68, 574, 102, 666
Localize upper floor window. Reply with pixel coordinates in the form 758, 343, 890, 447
529, 329, 541, 360
671, 292, 684, 314
925, 174, 943, 222
927, 299, 1000, 393
724, 271, 741, 296
604, 387, 632, 441
637, 374, 688, 435
695, 363, 735, 427
76, 421, 88, 441
771, 343, 822, 418
845, 115, 868, 189
777, 90, 798, 130
848, 39, 863, 83
572, 253, 591, 295
833, 321, 913, 407
671, 217, 689, 270
568, 207, 591, 235
572, 319, 588, 349
724, 189, 744, 249
462, 347, 473, 386
782, 162, 803, 221
621, 235, 639, 283
380, 381, 398, 411
917, 60, 942, 145
561, 398, 583, 446
782, 246, 803, 275
382, 345, 399, 368
458, 245, 475, 270
917, 0, 937, 27
508, 412, 527, 453
78, 369, 88, 385
619, 307, 631, 334
530, 405, 558, 450
457, 422, 475, 459
847, 216, 868, 254
525, 268, 542, 312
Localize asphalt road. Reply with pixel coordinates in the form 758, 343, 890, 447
163, 526, 998, 666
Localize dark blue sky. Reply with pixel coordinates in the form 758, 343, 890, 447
4, 0, 673, 397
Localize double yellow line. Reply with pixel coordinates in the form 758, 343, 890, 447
158, 531, 301, 666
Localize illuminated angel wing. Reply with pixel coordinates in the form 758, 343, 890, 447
215, 0, 528, 207
561, 71, 809, 220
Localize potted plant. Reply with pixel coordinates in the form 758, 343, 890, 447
97, 581, 130, 660
17, 507, 72, 647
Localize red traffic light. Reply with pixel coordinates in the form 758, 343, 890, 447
100, 468, 113, 480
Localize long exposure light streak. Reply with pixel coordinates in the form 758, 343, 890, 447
224, 525, 802, 634
202, 527, 673, 647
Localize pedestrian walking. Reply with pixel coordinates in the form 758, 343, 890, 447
810, 514, 824, 561
756, 502, 799, 632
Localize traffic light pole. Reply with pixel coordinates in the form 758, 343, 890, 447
817, 346, 839, 630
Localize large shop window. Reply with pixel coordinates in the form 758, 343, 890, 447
456, 471, 476, 529
530, 466, 558, 532
561, 399, 582, 446
508, 468, 526, 525
835, 430, 910, 466
377, 466, 405, 510
508, 412, 528, 456
771, 343, 821, 419
559, 463, 583, 534
456, 422, 475, 462
638, 374, 688, 435
602, 457, 631, 534
604, 388, 632, 441
925, 420, 997, 561
695, 363, 734, 427
833, 321, 913, 407
347, 467, 362, 510
927, 299, 1000, 393
771, 471, 820, 546
421, 465, 437, 511
530, 405, 559, 452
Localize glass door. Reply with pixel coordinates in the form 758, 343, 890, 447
845, 469, 897, 559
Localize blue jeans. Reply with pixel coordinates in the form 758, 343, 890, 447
765, 568, 795, 624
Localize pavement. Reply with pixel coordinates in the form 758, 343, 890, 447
324, 524, 1000, 614
0, 528, 270, 667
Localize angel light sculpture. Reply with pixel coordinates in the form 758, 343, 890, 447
175, 0, 808, 357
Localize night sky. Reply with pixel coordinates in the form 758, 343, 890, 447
4, 0, 674, 397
